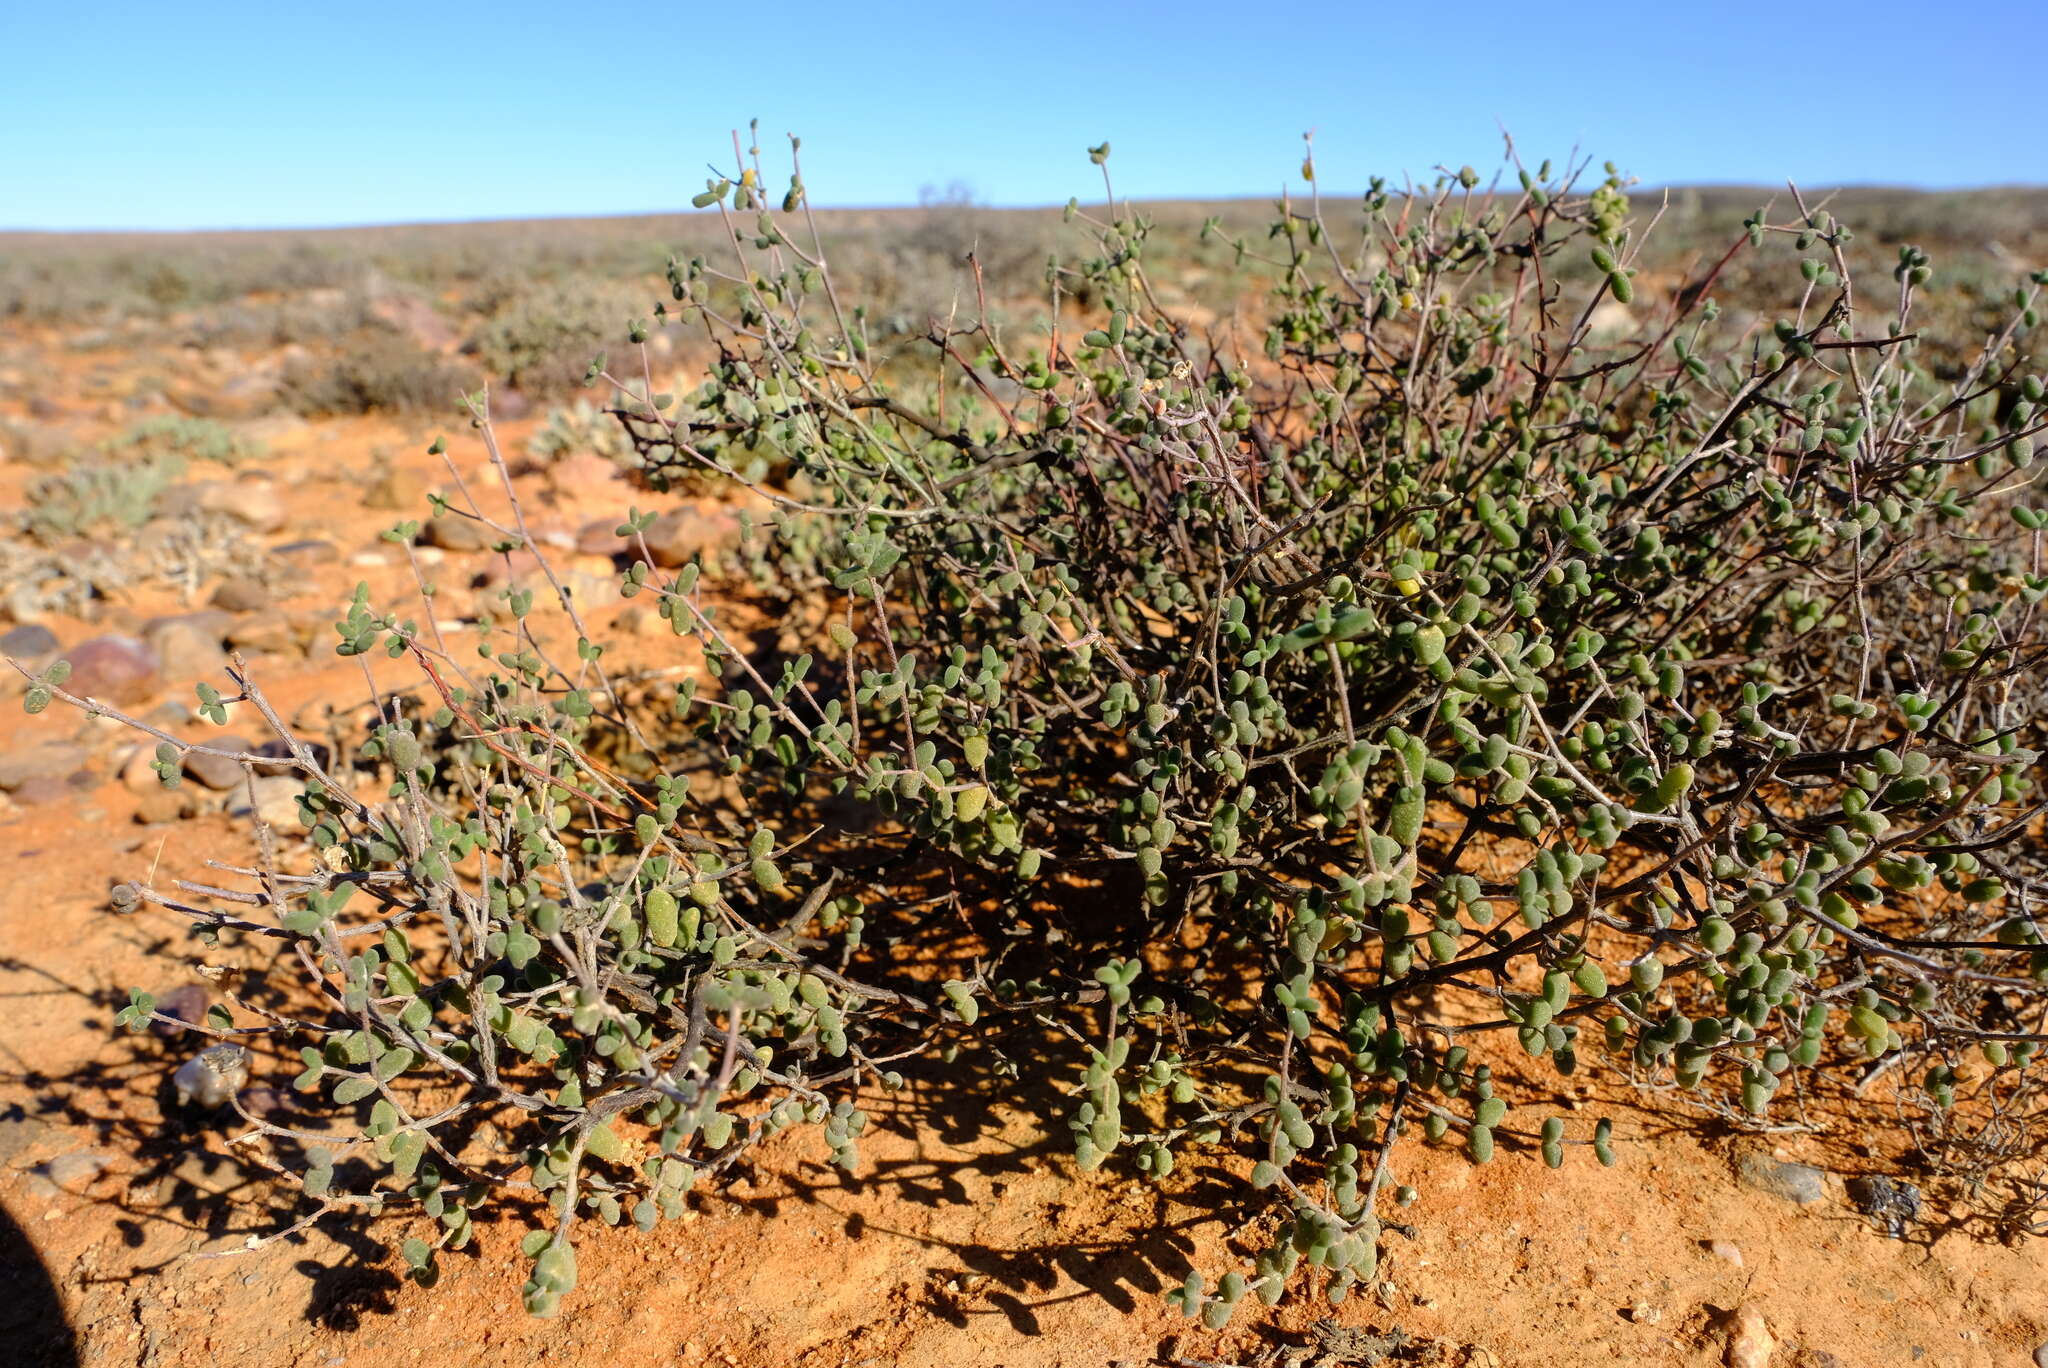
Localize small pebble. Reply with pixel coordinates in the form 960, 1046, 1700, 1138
1707, 1238, 1745, 1267
172, 1044, 250, 1109
32, 1150, 113, 1190
0, 622, 60, 660
1724, 1305, 1774, 1368
1735, 1150, 1827, 1205
150, 984, 211, 1039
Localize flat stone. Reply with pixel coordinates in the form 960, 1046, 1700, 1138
367, 293, 457, 351
58, 634, 159, 705
0, 741, 88, 791
211, 369, 283, 418
642, 503, 741, 569
0, 1105, 48, 1165
362, 466, 430, 512
225, 610, 302, 656
421, 515, 497, 552
134, 786, 199, 823
236, 1086, 295, 1121
182, 737, 256, 790
272, 538, 340, 566
614, 604, 667, 638
1735, 1151, 1827, 1206
141, 608, 236, 643
150, 983, 212, 1038
561, 568, 619, 610
8, 776, 75, 806
576, 517, 624, 556
548, 450, 625, 491
146, 616, 229, 683
121, 742, 163, 793
0, 622, 60, 660
30, 1150, 113, 1191
233, 775, 304, 828
250, 737, 326, 775
198, 480, 287, 533
208, 576, 272, 612
472, 548, 548, 590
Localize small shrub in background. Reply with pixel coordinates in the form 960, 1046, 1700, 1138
527, 399, 634, 467
23, 452, 188, 541
31, 135, 2048, 1323
468, 278, 649, 399
277, 330, 480, 416
103, 414, 264, 467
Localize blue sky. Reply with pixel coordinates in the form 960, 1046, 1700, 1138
3, 0, 2043, 231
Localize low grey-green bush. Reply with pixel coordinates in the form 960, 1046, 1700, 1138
278, 331, 480, 416
526, 398, 635, 467
468, 277, 648, 399
23, 136, 2048, 1319
103, 414, 264, 467
23, 451, 188, 541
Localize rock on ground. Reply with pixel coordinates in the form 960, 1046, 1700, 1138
59, 635, 160, 704
232, 775, 305, 828
0, 741, 88, 792
271, 538, 341, 566
643, 503, 742, 568
134, 786, 200, 823
1735, 1151, 1827, 1206
143, 614, 230, 682
181, 736, 256, 790
1723, 1304, 1775, 1367
0, 622, 61, 662
224, 610, 305, 656
208, 576, 271, 612
576, 517, 624, 556
363, 466, 430, 511
421, 514, 498, 552
149, 983, 212, 1038
196, 479, 287, 533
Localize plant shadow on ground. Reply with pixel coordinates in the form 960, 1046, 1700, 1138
651, 835, 1285, 1339
0, 834, 1246, 1342
712, 1049, 1245, 1336
0, 935, 422, 1333
2, 777, 2012, 1346
0, 1194, 77, 1367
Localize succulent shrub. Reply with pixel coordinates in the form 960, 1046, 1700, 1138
279, 331, 480, 416
23, 451, 188, 541
29, 137, 2048, 1320
468, 278, 648, 399
526, 398, 635, 467
103, 414, 264, 467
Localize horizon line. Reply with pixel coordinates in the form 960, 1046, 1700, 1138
5, 180, 2046, 239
